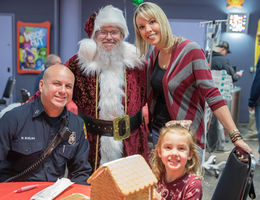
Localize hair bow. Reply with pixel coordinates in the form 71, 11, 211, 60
165, 120, 192, 130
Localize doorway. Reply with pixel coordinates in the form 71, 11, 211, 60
0, 14, 15, 109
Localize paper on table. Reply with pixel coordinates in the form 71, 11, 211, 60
30, 178, 74, 200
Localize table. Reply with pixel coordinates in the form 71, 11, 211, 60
0, 182, 91, 200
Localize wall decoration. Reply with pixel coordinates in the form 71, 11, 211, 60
227, 0, 245, 8
226, 13, 249, 33
17, 21, 50, 74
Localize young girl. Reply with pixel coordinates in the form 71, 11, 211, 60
151, 120, 202, 200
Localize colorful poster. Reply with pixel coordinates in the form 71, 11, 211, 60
17, 21, 50, 74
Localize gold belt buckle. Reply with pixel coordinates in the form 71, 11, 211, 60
113, 115, 130, 141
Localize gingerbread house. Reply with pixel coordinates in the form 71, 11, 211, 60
87, 154, 158, 200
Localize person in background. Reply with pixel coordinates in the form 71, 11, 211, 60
248, 31, 260, 165
133, 2, 252, 154
208, 41, 243, 152
0, 65, 92, 184
245, 32, 260, 141
34, 54, 62, 93
151, 120, 202, 200
211, 41, 243, 82
245, 109, 258, 140
65, 5, 148, 172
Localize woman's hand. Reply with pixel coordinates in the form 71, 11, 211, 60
234, 139, 253, 162
234, 139, 252, 153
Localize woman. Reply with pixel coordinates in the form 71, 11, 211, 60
133, 2, 252, 153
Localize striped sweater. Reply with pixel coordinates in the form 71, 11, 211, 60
147, 39, 226, 147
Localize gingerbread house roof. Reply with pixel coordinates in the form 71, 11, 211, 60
88, 154, 157, 196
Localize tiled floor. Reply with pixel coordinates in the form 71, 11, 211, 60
202, 124, 259, 200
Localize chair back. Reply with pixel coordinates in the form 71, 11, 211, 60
2, 76, 15, 99
20, 89, 30, 103
212, 147, 256, 200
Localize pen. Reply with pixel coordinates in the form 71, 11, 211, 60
14, 184, 38, 193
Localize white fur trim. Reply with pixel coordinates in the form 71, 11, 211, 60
78, 39, 97, 61
93, 5, 129, 39
98, 63, 125, 120
99, 137, 123, 165
122, 42, 144, 69
98, 56, 125, 164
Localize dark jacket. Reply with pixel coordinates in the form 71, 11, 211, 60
211, 51, 240, 82
249, 58, 260, 107
0, 97, 92, 184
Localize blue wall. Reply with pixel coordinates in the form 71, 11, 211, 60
0, 0, 55, 102
1, 0, 260, 122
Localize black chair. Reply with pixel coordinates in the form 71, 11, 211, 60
211, 147, 256, 200
20, 89, 30, 103
0, 76, 16, 106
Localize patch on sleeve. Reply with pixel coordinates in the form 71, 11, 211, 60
68, 132, 76, 145
83, 123, 87, 139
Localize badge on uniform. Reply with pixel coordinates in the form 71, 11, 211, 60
68, 132, 76, 145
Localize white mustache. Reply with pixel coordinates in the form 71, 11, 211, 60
102, 39, 116, 44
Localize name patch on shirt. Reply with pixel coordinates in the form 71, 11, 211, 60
21, 136, 36, 140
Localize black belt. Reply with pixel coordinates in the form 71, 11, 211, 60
79, 110, 143, 140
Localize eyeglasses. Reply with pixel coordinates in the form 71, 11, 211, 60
97, 30, 121, 39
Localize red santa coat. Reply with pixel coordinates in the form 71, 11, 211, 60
65, 41, 148, 171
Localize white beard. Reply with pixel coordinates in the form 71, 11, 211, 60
77, 40, 144, 165
78, 40, 144, 76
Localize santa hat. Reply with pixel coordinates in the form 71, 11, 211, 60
84, 12, 97, 38
79, 5, 129, 61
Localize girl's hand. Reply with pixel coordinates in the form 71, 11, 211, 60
153, 188, 161, 200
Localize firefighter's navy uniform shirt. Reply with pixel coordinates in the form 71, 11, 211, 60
0, 97, 92, 184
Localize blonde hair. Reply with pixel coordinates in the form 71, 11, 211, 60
133, 2, 181, 57
150, 124, 201, 180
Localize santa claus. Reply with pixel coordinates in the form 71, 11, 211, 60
65, 5, 149, 171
